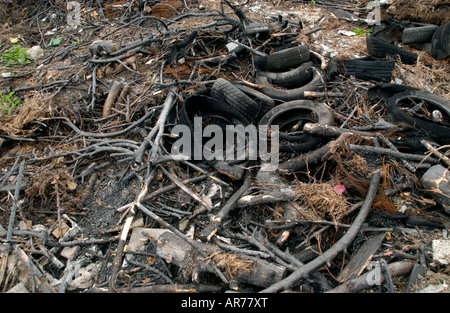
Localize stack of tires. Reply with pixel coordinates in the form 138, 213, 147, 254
254, 45, 324, 101
180, 44, 335, 164
366, 18, 449, 63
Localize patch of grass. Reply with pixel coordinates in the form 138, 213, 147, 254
0, 45, 33, 67
352, 27, 372, 36
0, 91, 22, 115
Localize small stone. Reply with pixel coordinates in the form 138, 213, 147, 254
27, 45, 44, 59
432, 239, 450, 265
60, 245, 80, 260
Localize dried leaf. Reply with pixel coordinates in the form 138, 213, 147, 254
67, 181, 77, 190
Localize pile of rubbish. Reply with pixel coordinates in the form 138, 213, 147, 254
0, 0, 449, 294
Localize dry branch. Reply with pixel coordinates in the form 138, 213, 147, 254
327, 261, 414, 293
261, 168, 382, 293
103, 80, 123, 118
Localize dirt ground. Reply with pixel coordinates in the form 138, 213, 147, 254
0, 0, 449, 294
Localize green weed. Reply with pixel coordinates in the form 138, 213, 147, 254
0, 45, 33, 67
352, 27, 372, 36
0, 91, 22, 115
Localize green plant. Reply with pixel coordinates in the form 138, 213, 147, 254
0, 91, 22, 115
352, 27, 372, 36
0, 45, 33, 67
46, 37, 63, 48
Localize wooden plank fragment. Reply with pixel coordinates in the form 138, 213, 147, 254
337, 233, 385, 283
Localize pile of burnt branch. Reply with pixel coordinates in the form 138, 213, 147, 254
0, 0, 449, 294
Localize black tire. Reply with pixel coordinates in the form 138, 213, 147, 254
402, 25, 438, 44
385, 90, 450, 144
233, 83, 275, 113
431, 20, 450, 60
367, 83, 420, 102
210, 78, 263, 122
327, 56, 395, 82
178, 94, 250, 161
255, 67, 324, 101
180, 94, 249, 130
258, 61, 314, 88
255, 45, 310, 72
259, 100, 334, 153
366, 35, 418, 65
244, 22, 279, 35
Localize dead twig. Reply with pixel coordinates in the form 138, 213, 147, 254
261, 168, 382, 292
134, 87, 177, 165
103, 80, 123, 118
348, 144, 439, 164
326, 261, 414, 293
420, 140, 450, 168
136, 202, 229, 284
198, 170, 252, 242
278, 132, 352, 173
158, 165, 213, 211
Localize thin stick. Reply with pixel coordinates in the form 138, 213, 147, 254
376, 133, 416, 172
110, 214, 134, 292
420, 140, 450, 167
261, 169, 382, 293
141, 174, 208, 203
158, 165, 213, 211
136, 202, 229, 284
103, 80, 123, 118
199, 171, 252, 241
135, 86, 176, 165
348, 144, 439, 164
326, 261, 414, 293
5, 160, 25, 253
55, 109, 155, 138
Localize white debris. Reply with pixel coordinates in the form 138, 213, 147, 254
417, 283, 448, 293
226, 42, 239, 52
6, 282, 29, 293
67, 263, 101, 291
338, 30, 357, 37
432, 239, 450, 265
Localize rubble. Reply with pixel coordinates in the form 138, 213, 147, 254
0, 0, 449, 296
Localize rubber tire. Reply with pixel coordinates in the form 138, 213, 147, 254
385, 90, 450, 144
255, 67, 324, 101
180, 94, 250, 130
327, 56, 395, 82
233, 83, 275, 113
366, 35, 418, 65
402, 25, 438, 45
255, 45, 310, 72
244, 22, 279, 35
431, 20, 450, 60
258, 61, 315, 88
178, 94, 251, 161
210, 78, 263, 122
258, 100, 334, 153
367, 83, 420, 101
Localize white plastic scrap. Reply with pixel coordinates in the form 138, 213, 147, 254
432, 239, 450, 265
